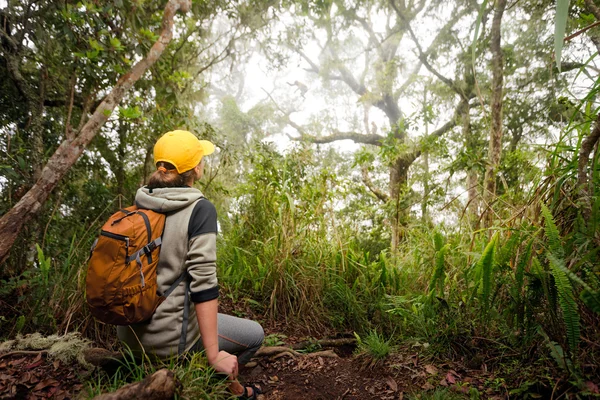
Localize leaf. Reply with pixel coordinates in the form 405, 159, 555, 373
386, 376, 398, 392
32, 378, 59, 391
425, 364, 438, 375
554, 0, 570, 72
585, 381, 599, 394
446, 372, 456, 384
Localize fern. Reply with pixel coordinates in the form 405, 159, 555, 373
496, 231, 521, 269
541, 203, 564, 259
547, 253, 580, 354
515, 238, 534, 295
478, 233, 498, 314
581, 290, 600, 314
513, 238, 534, 328
429, 244, 449, 297
433, 230, 444, 252
550, 257, 600, 315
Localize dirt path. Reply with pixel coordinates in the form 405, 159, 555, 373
0, 342, 506, 400
242, 345, 503, 400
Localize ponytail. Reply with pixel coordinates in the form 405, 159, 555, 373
147, 162, 196, 189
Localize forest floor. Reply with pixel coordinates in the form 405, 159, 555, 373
0, 296, 581, 399
0, 336, 507, 400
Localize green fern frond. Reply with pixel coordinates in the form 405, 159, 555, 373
581, 290, 600, 314
429, 244, 449, 297
515, 238, 534, 295
433, 230, 445, 252
478, 233, 498, 314
547, 253, 580, 354
541, 203, 564, 260
496, 231, 521, 268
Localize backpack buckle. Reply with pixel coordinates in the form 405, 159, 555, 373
143, 241, 157, 254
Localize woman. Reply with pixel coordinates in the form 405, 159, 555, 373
117, 130, 264, 399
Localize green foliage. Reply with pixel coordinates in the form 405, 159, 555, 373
541, 204, 564, 260
477, 233, 498, 315
354, 330, 393, 360
554, 0, 571, 72
428, 244, 448, 298
86, 347, 229, 399
547, 254, 580, 354
263, 333, 287, 347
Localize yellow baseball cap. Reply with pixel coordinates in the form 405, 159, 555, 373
153, 130, 215, 173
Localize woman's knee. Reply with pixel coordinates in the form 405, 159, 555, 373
247, 320, 264, 348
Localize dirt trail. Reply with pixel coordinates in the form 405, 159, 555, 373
242, 344, 500, 400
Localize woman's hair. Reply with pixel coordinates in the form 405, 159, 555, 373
147, 161, 196, 189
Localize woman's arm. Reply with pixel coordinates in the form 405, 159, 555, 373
195, 293, 238, 377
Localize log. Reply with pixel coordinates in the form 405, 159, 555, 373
92, 369, 179, 400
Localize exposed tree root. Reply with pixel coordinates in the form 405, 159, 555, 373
305, 350, 339, 358
254, 338, 355, 359
290, 338, 356, 350
254, 346, 301, 358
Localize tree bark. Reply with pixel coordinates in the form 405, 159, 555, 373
92, 369, 179, 400
463, 101, 479, 222
390, 157, 410, 252
421, 151, 430, 223
577, 113, 600, 219
483, 0, 507, 229
0, 0, 191, 266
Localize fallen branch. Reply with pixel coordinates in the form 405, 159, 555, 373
0, 350, 48, 359
92, 369, 179, 400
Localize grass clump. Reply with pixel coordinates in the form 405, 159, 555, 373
354, 330, 393, 361
86, 347, 230, 399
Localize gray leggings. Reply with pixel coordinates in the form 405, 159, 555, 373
190, 313, 264, 365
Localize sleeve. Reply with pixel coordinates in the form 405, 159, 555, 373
185, 199, 219, 303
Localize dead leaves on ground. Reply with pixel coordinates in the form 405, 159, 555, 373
0, 352, 83, 399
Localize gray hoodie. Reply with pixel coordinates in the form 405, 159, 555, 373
117, 186, 218, 358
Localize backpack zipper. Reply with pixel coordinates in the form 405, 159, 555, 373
100, 230, 130, 260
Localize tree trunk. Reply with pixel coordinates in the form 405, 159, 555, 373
92, 369, 179, 400
462, 101, 479, 222
483, 0, 507, 229
577, 113, 600, 219
422, 151, 430, 224
116, 122, 128, 198
0, 0, 191, 266
390, 157, 409, 253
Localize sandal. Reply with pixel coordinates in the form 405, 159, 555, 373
237, 383, 261, 400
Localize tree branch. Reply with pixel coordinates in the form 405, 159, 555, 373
0, 0, 192, 265
297, 130, 384, 146
362, 165, 389, 202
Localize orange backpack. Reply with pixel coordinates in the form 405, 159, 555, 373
86, 206, 175, 325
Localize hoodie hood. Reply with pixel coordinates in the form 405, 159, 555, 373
135, 186, 204, 213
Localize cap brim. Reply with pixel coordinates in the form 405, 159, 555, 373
199, 140, 215, 156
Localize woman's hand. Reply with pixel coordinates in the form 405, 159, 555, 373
209, 350, 239, 378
